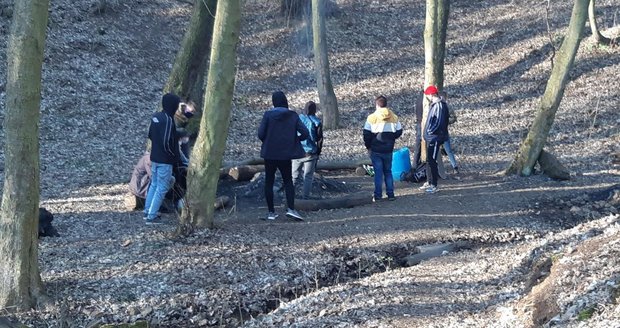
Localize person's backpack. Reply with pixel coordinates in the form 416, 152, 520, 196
403, 163, 427, 183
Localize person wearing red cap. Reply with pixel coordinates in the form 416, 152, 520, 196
422, 85, 450, 193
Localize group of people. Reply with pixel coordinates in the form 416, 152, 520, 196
131, 93, 195, 225
133, 85, 457, 224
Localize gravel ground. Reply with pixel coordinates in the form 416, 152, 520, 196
0, 0, 619, 327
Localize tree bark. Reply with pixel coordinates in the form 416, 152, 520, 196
229, 160, 373, 181
312, 0, 339, 129
182, 0, 241, 229
538, 149, 571, 180
424, 0, 450, 90
507, 0, 589, 176
588, 0, 612, 45
0, 0, 49, 310
164, 0, 217, 134
421, 0, 450, 162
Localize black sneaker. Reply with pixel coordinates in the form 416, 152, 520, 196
145, 217, 164, 225
387, 195, 396, 201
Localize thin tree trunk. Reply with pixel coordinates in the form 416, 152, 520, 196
588, 0, 612, 45
422, 0, 450, 161
424, 0, 450, 90
507, 0, 590, 176
181, 0, 241, 230
0, 0, 49, 310
313, 0, 339, 129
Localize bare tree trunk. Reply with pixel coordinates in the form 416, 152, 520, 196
164, 0, 217, 132
312, 0, 339, 130
422, 0, 450, 161
0, 0, 49, 310
588, 0, 612, 45
507, 0, 590, 176
424, 0, 450, 90
181, 0, 241, 230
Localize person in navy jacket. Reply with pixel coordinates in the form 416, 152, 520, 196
422, 85, 450, 193
258, 91, 309, 221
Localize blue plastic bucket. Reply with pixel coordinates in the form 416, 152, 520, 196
392, 147, 411, 181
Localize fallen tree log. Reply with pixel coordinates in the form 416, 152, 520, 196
228, 160, 374, 182
316, 159, 371, 170
294, 191, 372, 211
214, 195, 230, 210
229, 165, 265, 181
538, 149, 570, 180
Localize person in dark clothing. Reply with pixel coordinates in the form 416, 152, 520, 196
258, 91, 310, 221
422, 85, 450, 193
363, 95, 403, 202
144, 93, 181, 224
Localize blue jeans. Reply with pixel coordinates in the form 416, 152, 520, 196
144, 162, 174, 220
370, 151, 394, 198
443, 138, 458, 169
292, 154, 318, 198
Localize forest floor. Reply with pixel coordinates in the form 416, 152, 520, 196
0, 0, 620, 327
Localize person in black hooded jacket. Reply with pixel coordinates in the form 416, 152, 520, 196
144, 93, 180, 224
258, 91, 309, 221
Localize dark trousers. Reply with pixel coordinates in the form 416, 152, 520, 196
413, 124, 422, 167
425, 142, 441, 187
264, 159, 295, 212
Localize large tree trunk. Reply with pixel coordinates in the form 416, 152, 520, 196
507, 0, 589, 176
312, 0, 339, 130
421, 0, 450, 162
0, 0, 49, 310
164, 0, 217, 134
588, 0, 612, 45
181, 0, 241, 230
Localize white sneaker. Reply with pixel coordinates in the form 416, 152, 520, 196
286, 208, 304, 221
425, 185, 438, 194
266, 212, 278, 220
418, 182, 430, 190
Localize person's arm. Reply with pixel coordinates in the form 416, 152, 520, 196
296, 116, 309, 141
315, 122, 324, 156
394, 121, 403, 139
257, 114, 268, 141
363, 121, 374, 150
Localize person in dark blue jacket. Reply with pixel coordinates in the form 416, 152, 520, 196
422, 85, 450, 193
144, 93, 180, 224
258, 91, 309, 221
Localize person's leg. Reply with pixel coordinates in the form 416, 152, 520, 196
381, 152, 394, 198
413, 124, 422, 167
426, 143, 439, 187
144, 168, 157, 218
291, 158, 303, 186
302, 156, 317, 198
277, 160, 295, 210
264, 160, 278, 213
443, 139, 458, 169
370, 152, 384, 199
146, 162, 173, 220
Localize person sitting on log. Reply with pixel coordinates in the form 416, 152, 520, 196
258, 91, 309, 221
292, 101, 324, 199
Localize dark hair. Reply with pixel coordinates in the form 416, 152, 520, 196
272, 91, 289, 108
303, 101, 317, 116
375, 95, 387, 108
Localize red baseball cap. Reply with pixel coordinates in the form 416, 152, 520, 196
424, 85, 439, 95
